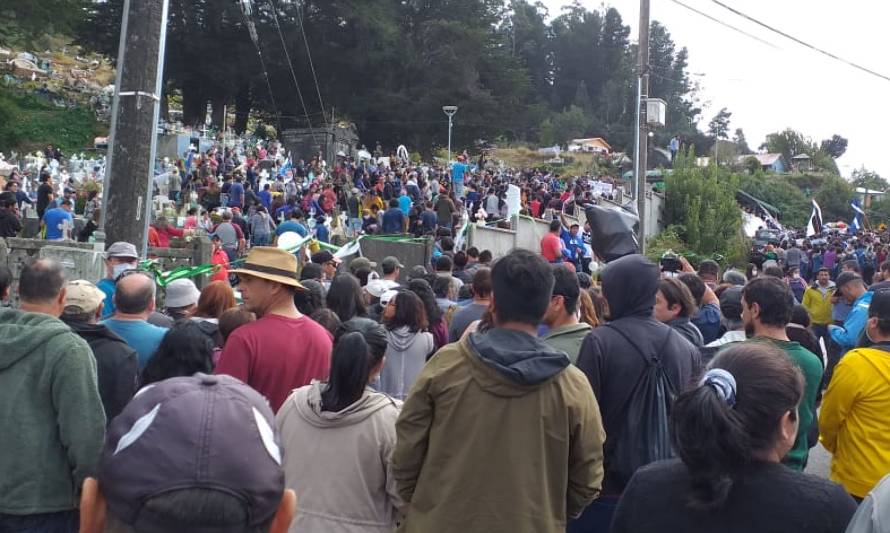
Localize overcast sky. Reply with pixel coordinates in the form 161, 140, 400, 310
539, 0, 889, 178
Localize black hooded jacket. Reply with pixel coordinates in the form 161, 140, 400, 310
64, 319, 139, 423
576, 254, 701, 494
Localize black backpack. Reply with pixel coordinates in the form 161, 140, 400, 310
606, 323, 678, 489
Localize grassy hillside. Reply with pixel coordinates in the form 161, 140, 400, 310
0, 85, 105, 155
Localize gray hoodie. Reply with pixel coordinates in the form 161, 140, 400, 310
380, 327, 435, 400
276, 382, 403, 533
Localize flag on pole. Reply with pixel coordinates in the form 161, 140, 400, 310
806, 199, 823, 237
851, 198, 865, 232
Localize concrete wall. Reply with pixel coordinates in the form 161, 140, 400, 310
0, 236, 213, 307
334, 237, 434, 283
644, 191, 665, 242
467, 212, 583, 257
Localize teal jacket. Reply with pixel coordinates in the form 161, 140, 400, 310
0, 308, 106, 514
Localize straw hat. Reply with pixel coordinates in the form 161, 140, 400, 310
231, 247, 304, 289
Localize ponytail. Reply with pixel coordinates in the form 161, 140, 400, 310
321, 332, 374, 412
670, 342, 803, 511
670, 383, 749, 510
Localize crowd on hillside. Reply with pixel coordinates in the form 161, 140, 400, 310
1, 138, 890, 533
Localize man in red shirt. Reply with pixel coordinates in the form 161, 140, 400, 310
541, 219, 564, 263
215, 247, 332, 411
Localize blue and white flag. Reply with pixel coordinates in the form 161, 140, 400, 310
851, 199, 865, 232
278, 157, 292, 177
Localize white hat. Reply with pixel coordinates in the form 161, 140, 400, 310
165, 279, 201, 308
365, 279, 400, 299
380, 289, 399, 307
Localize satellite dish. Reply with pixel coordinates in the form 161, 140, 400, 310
277, 231, 303, 251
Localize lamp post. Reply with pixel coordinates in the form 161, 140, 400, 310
442, 105, 458, 166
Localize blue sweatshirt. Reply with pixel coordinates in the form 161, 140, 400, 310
830, 291, 873, 351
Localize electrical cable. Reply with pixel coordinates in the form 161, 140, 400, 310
294, 1, 327, 123
238, 0, 282, 134
264, 0, 319, 141
666, 0, 779, 49
710, 0, 890, 82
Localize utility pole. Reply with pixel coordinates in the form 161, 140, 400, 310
99, 0, 169, 255
636, 0, 650, 253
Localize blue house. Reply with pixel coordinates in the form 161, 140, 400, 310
753, 153, 787, 173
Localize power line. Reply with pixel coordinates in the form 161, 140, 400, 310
294, 2, 327, 123
238, 0, 282, 134
710, 0, 890, 83
666, 0, 779, 49
264, 0, 319, 141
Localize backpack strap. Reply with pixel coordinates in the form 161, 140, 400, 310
605, 321, 674, 366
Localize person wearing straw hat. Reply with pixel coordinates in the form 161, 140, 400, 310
215, 247, 333, 412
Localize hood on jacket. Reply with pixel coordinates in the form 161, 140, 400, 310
0, 309, 73, 370
291, 381, 399, 428
386, 326, 426, 351
63, 318, 127, 344
601, 254, 660, 319
467, 328, 569, 390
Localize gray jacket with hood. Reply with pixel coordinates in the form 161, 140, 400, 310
276, 382, 404, 533
576, 254, 701, 494
379, 327, 434, 400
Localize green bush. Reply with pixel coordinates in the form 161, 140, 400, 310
0, 85, 104, 154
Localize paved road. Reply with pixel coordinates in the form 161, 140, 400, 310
805, 442, 831, 478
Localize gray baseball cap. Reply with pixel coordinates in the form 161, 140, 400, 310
99, 374, 285, 532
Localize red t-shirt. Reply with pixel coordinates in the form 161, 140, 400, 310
215, 314, 332, 411
541, 232, 563, 262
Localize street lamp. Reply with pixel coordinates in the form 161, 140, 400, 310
442, 105, 458, 165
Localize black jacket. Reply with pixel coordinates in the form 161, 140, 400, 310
64, 319, 139, 423
576, 254, 701, 494
0, 208, 22, 238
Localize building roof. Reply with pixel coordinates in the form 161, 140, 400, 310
791, 153, 811, 160
569, 137, 612, 150
736, 153, 784, 166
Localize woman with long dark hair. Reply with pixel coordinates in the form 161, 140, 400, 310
380, 290, 434, 399
276, 320, 403, 533
326, 273, 368, 324
407, 278, 448, 351
611, 342, 856, 533
141, 322, 215, 385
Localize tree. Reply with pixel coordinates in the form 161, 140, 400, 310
815, 174, 855, 223
664, 149, 742, 256
733, 128, 752, 154
820, 134, 848, 159
760, 129, 813, 164
852, 167, 889, 191
539, 105, 590, 146
707, 108, 732, 140
0, 0, 89, 45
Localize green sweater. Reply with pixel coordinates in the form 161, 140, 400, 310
0, 308, 105, 514
754, 337, 825, 471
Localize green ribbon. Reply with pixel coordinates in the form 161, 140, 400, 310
136, 233, 431, 287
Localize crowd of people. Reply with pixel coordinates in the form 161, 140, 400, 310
1, 139, 890, 533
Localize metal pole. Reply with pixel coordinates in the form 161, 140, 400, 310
141, 0, 170, 257
97, 0, 132, 244
632, 76, 642, 201
447, 115, 453, 166
636, 0, 651, 253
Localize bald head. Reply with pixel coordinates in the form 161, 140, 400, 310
19, 259, 65, 304
114, 272, 155, 315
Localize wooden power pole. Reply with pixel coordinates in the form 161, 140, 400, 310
636, 0, 650, 253
99, 0, 169, 255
